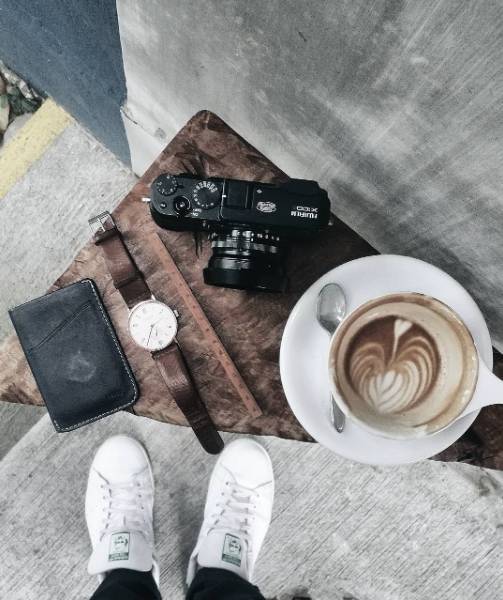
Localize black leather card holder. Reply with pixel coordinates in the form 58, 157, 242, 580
9, 279, 138, 432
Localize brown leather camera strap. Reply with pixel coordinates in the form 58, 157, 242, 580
152, 344, 224, 454
92, 214, 151, 309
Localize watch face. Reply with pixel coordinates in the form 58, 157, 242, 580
128, 300, 178, 351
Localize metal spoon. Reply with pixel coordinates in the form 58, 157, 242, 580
316, 283, 347, 432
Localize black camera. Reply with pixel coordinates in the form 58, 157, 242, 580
149, 173, 331, 292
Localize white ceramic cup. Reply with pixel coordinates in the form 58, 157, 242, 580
327, 292, 503, 440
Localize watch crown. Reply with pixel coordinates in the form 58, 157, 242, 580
173, 309, 180, 318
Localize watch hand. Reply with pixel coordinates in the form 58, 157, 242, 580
146, 324, 155, 346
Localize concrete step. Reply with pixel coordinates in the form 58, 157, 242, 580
0, 100, 136, 456
0, 411, 501, 599
0, 403, 45, 460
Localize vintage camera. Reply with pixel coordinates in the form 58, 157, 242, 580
149, 173, 331, 292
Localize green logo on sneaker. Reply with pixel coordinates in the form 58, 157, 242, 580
109, 532, 130, 562
222, 533, 242, 566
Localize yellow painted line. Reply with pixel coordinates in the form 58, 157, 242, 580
0, 98, 72, 199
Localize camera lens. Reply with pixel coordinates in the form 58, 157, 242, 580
203, 230, 287, 292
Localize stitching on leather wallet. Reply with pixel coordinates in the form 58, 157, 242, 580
80, 279, 138, 425
27, 300, 92, 352
53, 393, 133, 432
51, 279, 139, 431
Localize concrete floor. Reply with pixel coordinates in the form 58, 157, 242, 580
0, 120, 135, 342
0, 115, 135, 453
0, 111, 501, 599
1, 412, 502, 600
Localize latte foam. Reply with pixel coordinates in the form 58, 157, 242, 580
329, 293, 478, 438
347, 316, 439, 415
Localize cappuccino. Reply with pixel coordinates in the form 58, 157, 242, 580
329, 293, 478, 438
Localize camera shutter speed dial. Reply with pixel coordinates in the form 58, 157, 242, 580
192, 180, 220, 209
155, 175, 178, 196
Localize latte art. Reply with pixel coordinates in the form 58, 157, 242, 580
348, 318, 439, 415
329, 293, 479, 439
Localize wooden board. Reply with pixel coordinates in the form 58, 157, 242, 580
1, 110, 503, 469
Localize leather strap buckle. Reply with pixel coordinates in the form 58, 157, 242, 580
88, 211, 115, 236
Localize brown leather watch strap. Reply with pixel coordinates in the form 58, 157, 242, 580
90, 212, 222, 453
91, 213, 151, 309
152, 344, 224, 454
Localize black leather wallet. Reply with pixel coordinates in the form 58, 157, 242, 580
9, 279, 138, 431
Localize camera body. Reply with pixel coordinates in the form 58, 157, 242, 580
150, 173, 331, 292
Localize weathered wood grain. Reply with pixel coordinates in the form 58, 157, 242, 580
1, 111, 502, 468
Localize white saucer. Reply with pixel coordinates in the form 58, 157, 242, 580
280, 255, 493, 465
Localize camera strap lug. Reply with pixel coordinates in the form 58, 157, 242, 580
193, 231, 203, 257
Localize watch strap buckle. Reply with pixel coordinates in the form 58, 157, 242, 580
88, 211, 115, 236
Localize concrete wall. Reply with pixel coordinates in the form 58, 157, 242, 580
117, 0, 503, 350
1, 0, 502, 351
0, 0, 130, 163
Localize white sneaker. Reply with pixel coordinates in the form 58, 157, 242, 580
85, 435, 159, 585
187, 438, 274, 585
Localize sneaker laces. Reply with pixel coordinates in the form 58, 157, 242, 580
97, 468, 152, 542
209, 476, 261, 548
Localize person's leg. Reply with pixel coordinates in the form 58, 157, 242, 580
85, 435, 161, 599
90, 569, 161, 600
186, 568, 265, 600
186, 438, 274, 600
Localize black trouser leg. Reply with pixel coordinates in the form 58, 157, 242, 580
90, 569, 161, 600
186, 568, 266, 600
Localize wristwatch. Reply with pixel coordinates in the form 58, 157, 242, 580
89, 211, 224, 454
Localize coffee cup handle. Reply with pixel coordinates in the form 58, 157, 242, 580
457, 355, 503, 419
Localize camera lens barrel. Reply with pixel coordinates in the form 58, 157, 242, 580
203, 230, 288, 292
